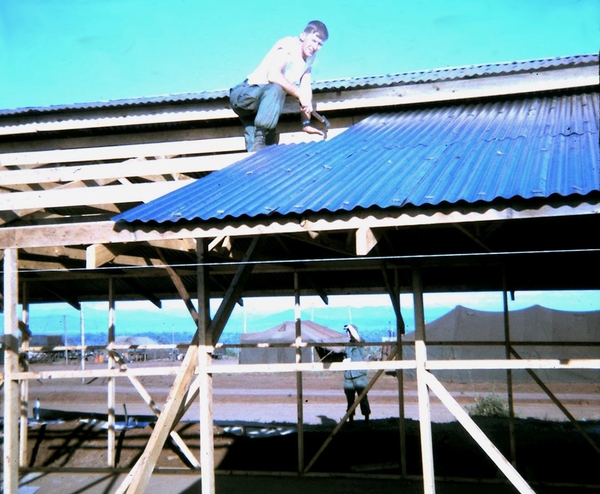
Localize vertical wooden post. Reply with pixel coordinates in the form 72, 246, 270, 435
502, 272, 517, 466
413, 265, 436, 494
80, 304, 86, 376
294, 272, 305, 474
3, 248, 20, 494
197, 239, 215, 494
19, 282, 30, 468
395, 269, 407, 476
107, 277, 116, 467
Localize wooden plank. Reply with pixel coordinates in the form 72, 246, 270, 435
3, 249, 20, 494
107, 279, 116, 467
2, 201, 594, 250
413, 267, 436, 494
0, 107, 238, 136
0, 179, 192, 211
13, 356, 600, 382
0, 64, 594, 138
313, 66, 599, 112
355, 226, 378, 256
127, 374, 201, 469
86, 243, 129, 269
0, 137, 244, 167
0, 154, 245, 186
197, 239, 215, 494
425, 371, 535, 493
118, 240, 258, 494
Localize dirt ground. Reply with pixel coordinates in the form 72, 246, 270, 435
2, 358, 600, 493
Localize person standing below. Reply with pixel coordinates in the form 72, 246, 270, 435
229, 20, 329, 152
343, 324, 371, 424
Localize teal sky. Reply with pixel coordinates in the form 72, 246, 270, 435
1, 0, 598, 110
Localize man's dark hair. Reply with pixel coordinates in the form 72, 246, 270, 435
304, 20, 329, 41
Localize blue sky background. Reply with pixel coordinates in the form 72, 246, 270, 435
1, 0, 598, 110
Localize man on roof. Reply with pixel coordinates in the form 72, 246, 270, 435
229, 20, 329, 152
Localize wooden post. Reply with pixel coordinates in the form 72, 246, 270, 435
116, 237, 258, 494
107, 278, 116, 467
394, 269, 407, 476
294, 272, 305, 474
19, 282, 30, 468
197, 239, 216, 494
3, 248, 20, 494
413, 265, 436, 494
502, 272, 517, 467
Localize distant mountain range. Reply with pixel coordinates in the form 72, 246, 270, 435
22, 302, 452, 347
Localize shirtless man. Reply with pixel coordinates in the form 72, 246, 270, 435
229, 20, 329, 152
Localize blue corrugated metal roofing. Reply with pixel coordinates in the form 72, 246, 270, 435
2, 54, 597, 116
113, 91, 599, 224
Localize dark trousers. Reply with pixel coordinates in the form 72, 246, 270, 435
344, 378, 371, 418
229, 82, 286, 151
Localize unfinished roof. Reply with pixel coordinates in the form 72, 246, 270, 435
113, 91, 599, 224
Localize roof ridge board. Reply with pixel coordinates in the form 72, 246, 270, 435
3, 54, 596, 116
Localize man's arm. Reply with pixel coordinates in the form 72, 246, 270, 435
266, 49, 323, 136
298, 71, 325, 136
266, 49, 305, 101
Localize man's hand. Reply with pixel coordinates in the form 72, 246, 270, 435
302, 123, 325, 136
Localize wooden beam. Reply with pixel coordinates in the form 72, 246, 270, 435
147, 238, 196, 252
381, 262, 404, 333
127, 374, 201, 469
208, 236, 260, 344
118, 238, 259, 493
413, 266, 436, 494
197, 238, 215, 494
86, 243, 133, 269
0, 200, 596, 249
0, 155, 244, 186
425, 371, 535, 493
356, 226, 379, 255
40, 284, 81, 310
0, 179, 192, 211
3, 249, 20, 494
0, 138, 244, 168
120, 277, 162, 309
313, 65, 599, 112
0, 63, 594, 138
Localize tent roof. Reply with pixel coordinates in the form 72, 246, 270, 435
240, 320, 347, 346
114, 336, 160, 346
405, 305, 600, 342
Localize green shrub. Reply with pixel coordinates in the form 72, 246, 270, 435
466, 393, 509, 418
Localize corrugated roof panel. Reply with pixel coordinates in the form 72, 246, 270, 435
2, 54, 597, 116
113, 91, 599, 224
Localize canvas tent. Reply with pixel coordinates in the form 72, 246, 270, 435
403, 305, 600, 383
114, 336, 171, 361
239, 320, 347, 364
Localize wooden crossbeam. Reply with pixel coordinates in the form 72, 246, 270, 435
0, 155, 243, 186
0, 180, 191, 211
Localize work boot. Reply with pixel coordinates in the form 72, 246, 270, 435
251, 129, 267, 152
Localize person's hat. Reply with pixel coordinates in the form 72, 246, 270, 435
343, 324, 362, 342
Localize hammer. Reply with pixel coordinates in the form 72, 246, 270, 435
310, 110, 330, 139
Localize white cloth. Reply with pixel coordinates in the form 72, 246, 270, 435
247, 36, 313, 86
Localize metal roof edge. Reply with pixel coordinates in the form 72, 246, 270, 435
1, 54, 597, 117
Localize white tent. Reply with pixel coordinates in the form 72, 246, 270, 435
402, 305, 600, 382
114, 335, 170, 361
239, 320, 347, 364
